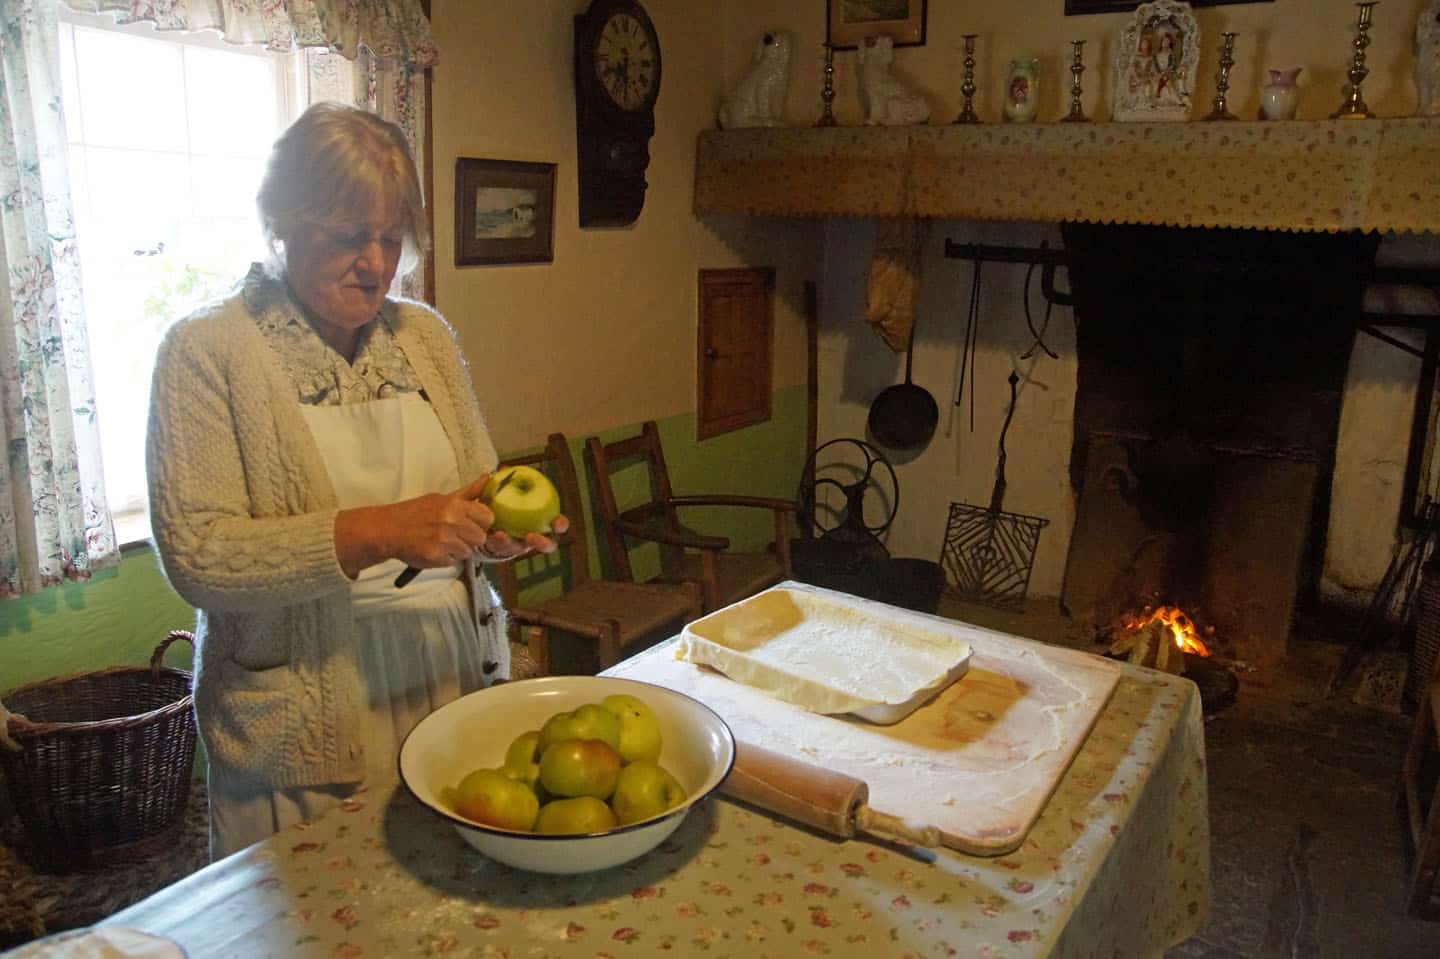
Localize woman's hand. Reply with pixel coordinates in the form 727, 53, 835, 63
480, 513, 571, 563
333, 476, 571, 579
335, 475, 492, 579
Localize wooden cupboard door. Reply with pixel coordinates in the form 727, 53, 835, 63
697, 267, 774, 440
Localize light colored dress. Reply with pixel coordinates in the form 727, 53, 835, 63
208, 267, 492, 858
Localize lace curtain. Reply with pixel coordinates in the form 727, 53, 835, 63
0, 0, 437, 597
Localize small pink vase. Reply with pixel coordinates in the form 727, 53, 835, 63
1261, 68, 1302, 120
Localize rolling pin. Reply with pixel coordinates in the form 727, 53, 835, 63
721, 740, 943, 848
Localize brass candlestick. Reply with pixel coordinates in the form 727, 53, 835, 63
817, 42, 838, 126
1332, 2, 1378, 119
1062, 39, 1089, 122
1205, 32, 1239, 120
954, 34, 982, 124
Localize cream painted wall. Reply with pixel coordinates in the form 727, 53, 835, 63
723, 0, 1430, 125
716, 1, 1438, 606
428, 0, 821, 456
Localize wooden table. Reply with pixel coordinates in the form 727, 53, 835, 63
104, 635, 1209, 958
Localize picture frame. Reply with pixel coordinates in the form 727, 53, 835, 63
454, 158, 556, 267
1066, 0, 1268, 12
1111, 0, 1201, 121
827, 0, 926, 51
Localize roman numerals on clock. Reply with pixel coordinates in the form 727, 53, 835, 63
594, 13, 655, 111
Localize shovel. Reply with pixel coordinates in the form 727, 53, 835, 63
939, 371, 1050, 612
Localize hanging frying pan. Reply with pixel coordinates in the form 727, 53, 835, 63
867, 319, 938, 451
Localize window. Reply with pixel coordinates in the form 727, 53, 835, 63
56, 12, 344, 544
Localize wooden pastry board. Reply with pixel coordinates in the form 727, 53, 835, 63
610, 583, 1123, 857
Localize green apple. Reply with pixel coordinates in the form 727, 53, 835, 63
599, 693, 663, 763
538, 738, 622, 799
452, 767, 540, 831
501, 730, 542, 789
483, 465, 561, 537
538, 703, 621, 753
610, 760, 688, 825
534, 796, 618, 835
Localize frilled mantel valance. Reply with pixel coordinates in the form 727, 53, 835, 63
693, 118, 1440, 235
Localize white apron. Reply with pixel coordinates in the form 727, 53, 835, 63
209, 392, 491, 858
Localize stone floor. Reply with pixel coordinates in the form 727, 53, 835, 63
938, 594, 1440, 959
6, 595, 1440, 957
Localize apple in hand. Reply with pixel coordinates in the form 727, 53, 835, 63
599, 693, 662, 763
610, 760, 688, 825
483, 465, 561, 537
538, 704, 621, 753
534, 796, 618, 834
452, 768, 540, 831
538, 738, 622, 799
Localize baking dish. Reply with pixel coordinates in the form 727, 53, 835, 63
674, 584, 971, 724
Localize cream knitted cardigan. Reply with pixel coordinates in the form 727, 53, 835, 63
146, 289, 505, 789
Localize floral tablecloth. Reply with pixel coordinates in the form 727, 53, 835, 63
104, 642, 1208, 958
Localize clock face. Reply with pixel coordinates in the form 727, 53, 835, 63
593, 11, 658, 111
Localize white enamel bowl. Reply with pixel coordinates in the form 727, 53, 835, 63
399, 675, 735, 874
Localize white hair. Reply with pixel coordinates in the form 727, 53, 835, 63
257, 102, 428, 274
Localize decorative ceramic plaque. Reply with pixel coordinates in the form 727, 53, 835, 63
1111, 0, 1201, 121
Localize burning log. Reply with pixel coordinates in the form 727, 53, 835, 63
1109, 619, 1187, 674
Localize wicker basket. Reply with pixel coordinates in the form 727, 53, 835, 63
0, 631, 197, 874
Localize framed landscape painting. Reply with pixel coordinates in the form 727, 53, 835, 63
454, 158, 556, 267
827, 0, 926, 50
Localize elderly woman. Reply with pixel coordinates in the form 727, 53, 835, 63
146, 102, 563, 859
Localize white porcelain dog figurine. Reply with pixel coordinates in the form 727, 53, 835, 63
718, 31, 793, 129
856, 34, 930, 126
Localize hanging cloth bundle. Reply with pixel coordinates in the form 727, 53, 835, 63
866, 218, 927, 352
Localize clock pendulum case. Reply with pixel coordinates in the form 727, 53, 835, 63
573, 0, 661, 228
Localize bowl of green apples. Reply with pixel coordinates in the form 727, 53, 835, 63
399, 676, 735, 874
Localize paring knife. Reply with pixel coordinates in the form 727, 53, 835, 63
393, 471, 517, 589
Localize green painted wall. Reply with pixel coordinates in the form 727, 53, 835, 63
0, 387, 808, 690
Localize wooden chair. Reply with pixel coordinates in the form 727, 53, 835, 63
584, 421, 795, 613
1403, 645, 1440, 918
489, 433, 702, 675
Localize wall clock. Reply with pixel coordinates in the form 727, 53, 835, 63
574, 0, 661, 228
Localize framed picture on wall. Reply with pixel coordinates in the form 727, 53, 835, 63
454, 158, 556, 267
1066, 0, 1270, 13
827, 0, 926, 50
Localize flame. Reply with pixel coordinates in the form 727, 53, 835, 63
1120, 605, 1211, 657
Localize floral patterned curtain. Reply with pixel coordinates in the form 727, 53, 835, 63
0, 0, 118, 596
0, 0, 437, 598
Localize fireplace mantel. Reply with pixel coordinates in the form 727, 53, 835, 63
693, 118, 1440, 234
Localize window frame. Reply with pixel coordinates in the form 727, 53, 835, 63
57, 9, 312, 547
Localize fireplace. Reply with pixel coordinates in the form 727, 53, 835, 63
1058, 225, 1381, 671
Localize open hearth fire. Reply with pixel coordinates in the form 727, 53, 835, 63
1111, 604, 1212, 664
1059, 224, 1380, 674
1105, 603, 1237, 713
